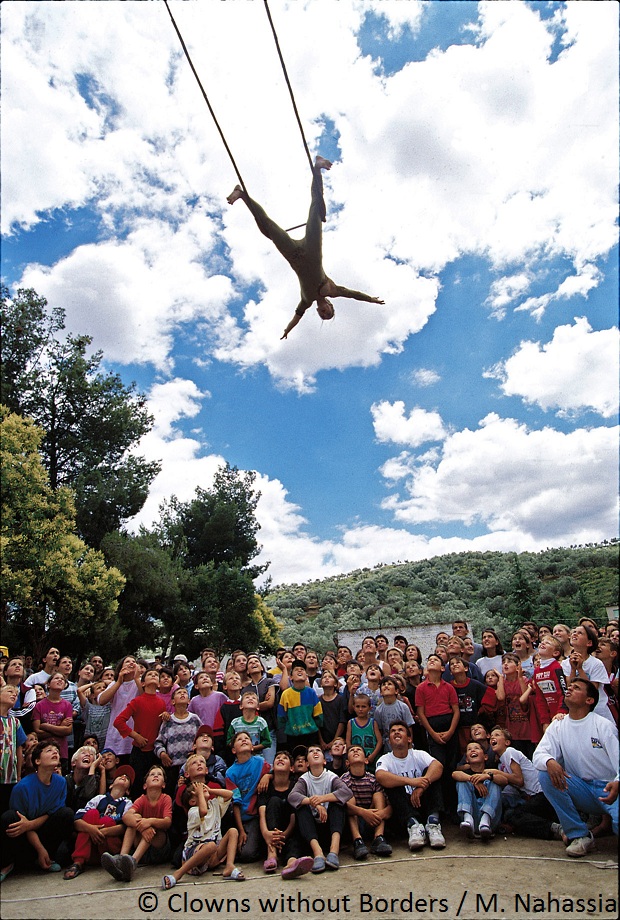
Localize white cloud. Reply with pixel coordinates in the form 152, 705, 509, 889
411, 368, 441, 387
20, 214, 235, 371
486, 318, 619, 418
371, 400, 446, 447
380, 413, 618, 543
515, 263, 603, 320
3, 1, 618, 387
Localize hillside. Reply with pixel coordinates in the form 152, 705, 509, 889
264, 542, 619, 653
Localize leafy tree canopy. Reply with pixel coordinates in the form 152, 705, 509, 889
0, 287, 160, 547
1, 407, 125, 661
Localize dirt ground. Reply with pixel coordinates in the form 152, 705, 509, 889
1, 826, 617, 920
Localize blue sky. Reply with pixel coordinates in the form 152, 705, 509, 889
2, 1, 618, 585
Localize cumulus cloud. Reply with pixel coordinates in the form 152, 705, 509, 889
411, 368, 441, 387
515, 263, 603, 321
20, 213, 235, 371
380, 413, 618, 542
371, 400, 447, 447
485, 318, 619, 418
3, 1, 618, 387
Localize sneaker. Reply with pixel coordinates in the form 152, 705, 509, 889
101, 852, 123, 881
460, 819, 475, 840
407, 822, 426, 851
370, 835, 392, 857
426, 822, 446, 849
550, 822, 564, 841
353, 838, 369, 861
119, 854, 136, 882
566, 834, 595, 858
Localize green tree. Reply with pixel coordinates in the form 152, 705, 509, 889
147, 466, 277, 655
158, 464, 268, 578
0, 287, 160, 548
1, 407, 125, 660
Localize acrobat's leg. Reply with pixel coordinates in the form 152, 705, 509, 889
304, 157, 331, 258
227, 186, 296, 260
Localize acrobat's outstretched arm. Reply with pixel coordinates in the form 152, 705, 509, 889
330, 284, 384, 304
281, 310, 304, 340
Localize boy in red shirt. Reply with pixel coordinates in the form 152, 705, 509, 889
102, 764, 172, 881
113, 669, 167, 797
530, 635, 568, 731
416, 654, 460, 815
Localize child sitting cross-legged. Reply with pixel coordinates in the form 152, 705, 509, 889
63, 765, 135, 880
341, 744, 392, 860
161, 757, 242, 889
452, 741, 503, 841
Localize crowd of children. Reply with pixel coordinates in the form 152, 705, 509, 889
0, 615, 617, 887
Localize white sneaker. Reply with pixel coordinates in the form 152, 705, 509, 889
566, 834, 595, 858
407, 822, 426, 851
426, 822, 446, 849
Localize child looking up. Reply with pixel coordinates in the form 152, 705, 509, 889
529, 635, 568, 732
495, 654, 533, 757
161, 764, 240, 888
226, 731, 271, 864
278, 660, 323, 750
113, 668, 166, 797
345, 693, 382, 771
0, 684, 27, 813
31, 673, 74, 773
317, 670, 346, 756
258, 750, 313, 880
187, 672, 228, 728
64, 766, 134, 880
227, 692, 271, 756
154, 687, 201, 793
103, 764, 172, 882
341, 744, 392, 860
452, 741, 502, 841
374, 677, 414, 753
288, 744, 353, 873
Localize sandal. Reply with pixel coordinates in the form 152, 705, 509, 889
47, 862, 62, 873
223, 867, 245, 881
0, 865, 14, 884
63, 863, 84, 880
162, 874, 177, 890
263, 857, 278, 873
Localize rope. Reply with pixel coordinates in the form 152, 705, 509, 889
163, 0, 247, 193
263, 0, 315, 175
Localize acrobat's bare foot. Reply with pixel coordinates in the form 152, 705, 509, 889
227, 185, 244, 205
315, 156, 332, 171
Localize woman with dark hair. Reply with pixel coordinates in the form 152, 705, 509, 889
405, 644, 423, 663
3, 658, 36, 733
97, 656, 143, 758
561, 625, 613, 723
477, 630, 504, 678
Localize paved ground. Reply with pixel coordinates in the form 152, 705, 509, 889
1, 828, 617, 920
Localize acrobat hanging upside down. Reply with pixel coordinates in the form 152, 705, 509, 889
227, 156, 385, 339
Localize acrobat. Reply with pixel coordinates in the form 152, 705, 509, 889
227, 157, 385, 339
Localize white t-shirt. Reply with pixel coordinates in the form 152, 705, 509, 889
186, 796, 230, 845
498, 746, 541, 796
532, 712, 619, 782
376, 748, 434, 795
561, 656, 613, 722
477, 655, 503, 677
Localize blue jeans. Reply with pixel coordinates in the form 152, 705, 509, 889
457, 779, 502, 831
538, 771, 619, 840
263, 730, 277, 766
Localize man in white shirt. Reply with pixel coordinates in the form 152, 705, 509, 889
375, 721, 446, 851
532, 678, 618, 857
